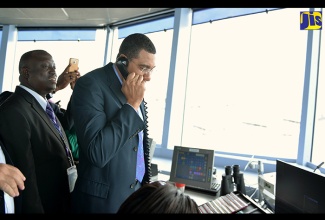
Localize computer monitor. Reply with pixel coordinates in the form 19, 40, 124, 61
275, 160, 325, 213
169, 146, 216, 193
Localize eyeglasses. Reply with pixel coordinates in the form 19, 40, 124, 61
130, 60, 155, 74
140, 66, 155, 74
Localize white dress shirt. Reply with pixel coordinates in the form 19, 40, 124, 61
0, 146, 15, 213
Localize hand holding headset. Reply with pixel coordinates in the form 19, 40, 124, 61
116, 56, 129, 80
117, 56, 145, 110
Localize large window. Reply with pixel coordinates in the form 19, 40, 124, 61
143, 31, 173, 144
1, 8, 323, 172
181, 8, 308, 159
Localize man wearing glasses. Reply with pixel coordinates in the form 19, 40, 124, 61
70, 33, 156, 213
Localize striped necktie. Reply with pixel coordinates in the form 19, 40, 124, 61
46, 102, 62, 135
45, 102, 74, 167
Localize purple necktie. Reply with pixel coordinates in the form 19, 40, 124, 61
46, 102, 74, 167
136, 110, 145, 182
46, 102, 62, 135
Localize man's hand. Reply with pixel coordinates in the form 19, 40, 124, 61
0, 163, 26, 197
121, 72, 146, 110
55, 64, 81, 92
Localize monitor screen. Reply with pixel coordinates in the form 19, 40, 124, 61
275, 160, 325, 213
169, 146, 215, 191
175, 150, 209, 182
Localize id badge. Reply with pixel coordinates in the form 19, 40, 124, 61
67, 165, 78, 192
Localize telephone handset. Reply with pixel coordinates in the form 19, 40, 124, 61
116, 56, 129, 80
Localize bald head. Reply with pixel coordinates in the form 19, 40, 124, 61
19, 50, 51, 74
18, 49, 57, 98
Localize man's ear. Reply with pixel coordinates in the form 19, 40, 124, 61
22, 67, 29, 78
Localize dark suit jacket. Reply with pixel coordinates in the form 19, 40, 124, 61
0, 137, 22, 214
70, 62, 152, 213
0, 86, 72, 213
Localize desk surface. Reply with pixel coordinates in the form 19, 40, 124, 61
152, 157, 273, 213
156, 173, 273, 213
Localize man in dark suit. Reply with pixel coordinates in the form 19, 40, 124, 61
0, 63, 81, 167
0, 50, 76, 213
70, 33, 156, 213
0, 137, 25, 214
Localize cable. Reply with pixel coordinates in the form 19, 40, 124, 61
313, 162, 324, 172
143, 99, 152, 184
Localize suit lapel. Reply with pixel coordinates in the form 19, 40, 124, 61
15, 87, 63, 142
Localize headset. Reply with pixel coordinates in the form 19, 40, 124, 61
116, 56, 129, 80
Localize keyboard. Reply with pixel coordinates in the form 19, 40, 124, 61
211, 182, 221, 191
185, 183, 221, 195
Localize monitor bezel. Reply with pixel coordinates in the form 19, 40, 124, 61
169, 146, 215, 190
